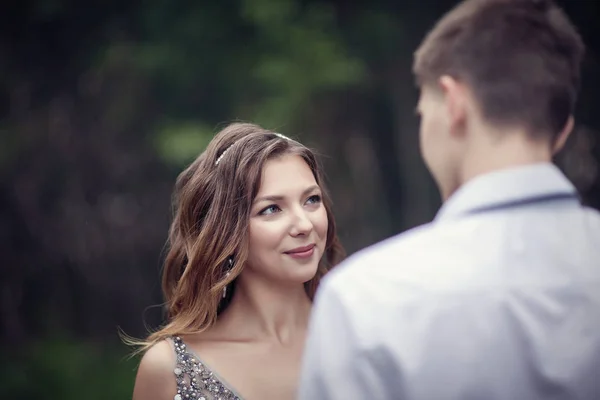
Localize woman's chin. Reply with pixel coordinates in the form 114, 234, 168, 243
283, 261, 320, 284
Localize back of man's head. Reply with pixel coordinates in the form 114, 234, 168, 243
413, 0, 585, 141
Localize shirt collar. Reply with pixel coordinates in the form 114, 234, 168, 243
435, 163, 578, 221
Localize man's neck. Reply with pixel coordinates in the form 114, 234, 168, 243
440, 128, 554, 201
461, 128, 553, 188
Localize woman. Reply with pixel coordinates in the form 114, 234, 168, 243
131, 122, 345, 400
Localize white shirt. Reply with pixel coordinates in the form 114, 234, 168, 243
298, 163, 600, 400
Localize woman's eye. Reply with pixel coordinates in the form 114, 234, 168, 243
259, 204, 281, 216
306, 195, 322, 205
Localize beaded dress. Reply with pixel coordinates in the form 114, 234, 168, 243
172, 336, 244, 400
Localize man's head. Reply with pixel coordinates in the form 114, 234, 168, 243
413, 0, 585, 199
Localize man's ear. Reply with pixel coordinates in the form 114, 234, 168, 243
552, 115, 574, 155
439, 75, 467, 137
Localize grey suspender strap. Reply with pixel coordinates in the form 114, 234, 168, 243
466, 192, 580, 216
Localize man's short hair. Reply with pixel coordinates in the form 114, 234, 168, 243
413, 0, 585, 140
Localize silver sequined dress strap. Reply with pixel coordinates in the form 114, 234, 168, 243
172, 336, 243, 400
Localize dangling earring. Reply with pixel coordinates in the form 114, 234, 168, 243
222, 258, 233, 299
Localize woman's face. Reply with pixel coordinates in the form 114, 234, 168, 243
245, 154, 328, 285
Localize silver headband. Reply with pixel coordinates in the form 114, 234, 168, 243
215, 132, 293, 166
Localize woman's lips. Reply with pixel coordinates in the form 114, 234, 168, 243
284, 244, 316, 259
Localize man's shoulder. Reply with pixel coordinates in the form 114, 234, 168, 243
321, 218, 493, 304
353, 223, 434, 261
322, 222, 442, 295
316, 221, 501, 343
582, 205, 600, 221
333, 222, 429, 268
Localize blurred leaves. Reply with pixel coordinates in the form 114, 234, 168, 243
153, 121, 215, 165
240, 0, 299, 23
0, 338, 137, 400
131, 0, 366, 142
242, 0, 365, 127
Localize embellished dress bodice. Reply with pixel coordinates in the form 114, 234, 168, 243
172, 336, 244, 400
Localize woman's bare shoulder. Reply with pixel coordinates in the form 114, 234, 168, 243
132, 340, 177, 400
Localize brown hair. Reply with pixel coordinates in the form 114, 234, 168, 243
127, 122, 344, 353
413, 0, 585, 140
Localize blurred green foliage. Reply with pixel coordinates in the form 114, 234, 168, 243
0, 338, 137, 400
153, 121, 216, 165
135, 0, 365, 164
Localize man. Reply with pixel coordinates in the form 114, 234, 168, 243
298, 0, 600, 399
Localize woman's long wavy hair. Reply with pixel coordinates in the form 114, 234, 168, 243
126, 122, 345, 354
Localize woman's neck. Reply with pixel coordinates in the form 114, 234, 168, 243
216, 273, 312, 345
